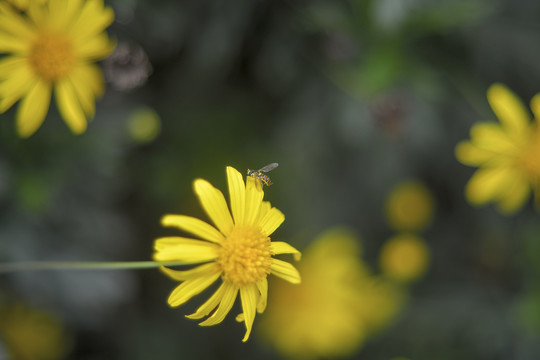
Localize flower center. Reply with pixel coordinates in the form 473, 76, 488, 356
218, 225, 272, 287
520, 126, 540, 183
29, 31, 75, 82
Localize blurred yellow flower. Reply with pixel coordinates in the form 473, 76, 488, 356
0, 303, 68, 360
386, 181, 434, 232
380, 233, 429, 282
259, 228, 405, 359
153, 166, 301, 342
456, 83, 540, 214
0, 0, 115, 137
126, 106, 161, 143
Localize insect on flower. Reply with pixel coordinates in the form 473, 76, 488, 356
247, 163, 279, 189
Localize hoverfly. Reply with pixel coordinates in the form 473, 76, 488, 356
247, 162, 279, 189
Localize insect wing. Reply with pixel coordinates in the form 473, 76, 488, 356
258, 162, 279, 173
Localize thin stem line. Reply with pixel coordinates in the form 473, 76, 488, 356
0, 261, 186, 274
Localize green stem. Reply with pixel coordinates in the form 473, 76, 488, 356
0, 261, 185, 274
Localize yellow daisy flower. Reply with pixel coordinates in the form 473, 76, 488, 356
456, 83, 540, 214
0, 0, 115, 137
153, 166, 301, 342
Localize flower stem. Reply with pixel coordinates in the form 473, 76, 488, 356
0, 261, 185, 274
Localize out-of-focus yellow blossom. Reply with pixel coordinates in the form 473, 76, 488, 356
127, 106, 161, 143
0, 0, 115, 137
380, 233, 429, 282
153, 166, 301, 342
258, 228, 405, 359
456, 83, 540, 214
386, 181, 434, 232
0, 303, 68, 360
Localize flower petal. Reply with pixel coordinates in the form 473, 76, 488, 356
186, 281, 227, 320
465, 167, 514, 205
258, 207, 285, 236
455, 141, 502, 167
16, 79, 51, 138
161, 215, 224, 244
487, 83, 530, 138
255, 201, 271, 225
69, 0, 114, 42
153, 237, 219, 264
167, 271, 221, 307
68, 66, 97, 118
256, 278, 268, 313
270, 241, 301, 261
469, 122, 520, 154
227, 166, 245, 225
193, 179, 234, 235
244, 176, 263, 226
0, 56, 26, 79
199, 282, 238, 326
74, 33, 115, 60
496, 175, 531, 214
240, 284, 258, 342
530, 94, 540, 121
270, 259, 301, 284
54, 78, 87, 134
0, 60, 34, 99
0, 6, 34, 40
159, 262, 221, 282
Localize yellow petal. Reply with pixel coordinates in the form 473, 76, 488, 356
226, 166, 245, 225
68, 66, 97, 118
0, 56, 26, 79
270, 259, 301, 284
270, 241, 301, 261
193, 179, 234, 235
487, 83, 530, 138
74, 33, 115, 60
186, 281, 227, 320
153, 237, 219, 264
159, 262, 221, 282
0, 10, 34, 42
240, 284, 258, 342
244, 176, 263, 226
496, 175, 531, 214
167, 272, 221, 307
76, 64, 105, 98
469, 122, 520, 154
161, 215, 223, 244
255, 278, 268, 313
258, 207, 285, 236
465, 167, 514, 205
69, 0, 114, 42
255, 201, 271, 224
0, 60, 34, 97
16, 79, 51, 138
54, 78, 87, 134
48, 0, 83, 30
199, 282, 238, 326
530, 94, 540, 122
455, 141, 499, 166
0, 30, 30, 54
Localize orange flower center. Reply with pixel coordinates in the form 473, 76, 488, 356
29, 32, 75, 82
218, 225, 272, 286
